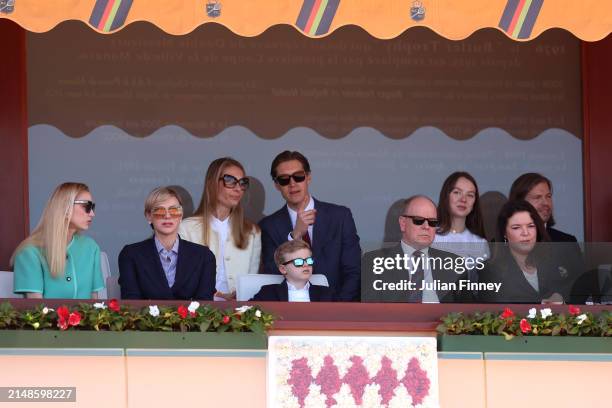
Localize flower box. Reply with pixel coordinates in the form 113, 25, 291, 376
0, 330, 267, 350
438, 334, 612, 354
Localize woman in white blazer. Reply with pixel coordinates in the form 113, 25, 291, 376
179, 157, 261, 300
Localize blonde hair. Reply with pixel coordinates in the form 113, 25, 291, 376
274, 240, 311, 267
144, 186, 182, 216
194, 157, 258, 249
11, 182, 90, 278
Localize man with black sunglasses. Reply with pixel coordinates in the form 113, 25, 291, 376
259, 151, 361, 301
362, 195, 473, 303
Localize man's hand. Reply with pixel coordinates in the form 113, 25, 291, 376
292, 198, 316, 239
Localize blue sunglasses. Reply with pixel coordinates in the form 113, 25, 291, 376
282, 257, 314, 267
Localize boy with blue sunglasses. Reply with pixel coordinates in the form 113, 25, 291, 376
251, 240, 333, 302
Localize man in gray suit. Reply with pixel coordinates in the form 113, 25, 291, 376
362, 195, 474, 303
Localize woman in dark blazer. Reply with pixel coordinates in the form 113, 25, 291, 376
119, 187, 216, 300
479, 200, 567, 303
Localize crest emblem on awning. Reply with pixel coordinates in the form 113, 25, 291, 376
0, 0, 15, 14
206, 0, 222, 18
410, 0, 426, 21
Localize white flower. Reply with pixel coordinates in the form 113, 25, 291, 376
188, 301, 200, 313
148, 305, 160, 317
527, 308, 537, 319
576, 314, 587, 325
540, 308, 552, 319
93, 302, 107, 309
235, 305, 253, 314
255, 309, 262, 318
42, 307, 50, 315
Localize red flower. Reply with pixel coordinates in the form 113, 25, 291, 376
109, 299, 120, 312
520, 318, 532, 334
569, 305, 581, 316
222, 315, 230, 324
57, 306, 70, 330
189, 311, 198, 318
68, 312, 81, 326
177, 305, 188, 319
500, 307, 515, 320
57, 306, 70, 320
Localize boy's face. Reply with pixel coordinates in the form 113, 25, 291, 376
279, 248, 313, 285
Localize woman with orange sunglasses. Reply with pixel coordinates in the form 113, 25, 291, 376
118, 186, 216, 300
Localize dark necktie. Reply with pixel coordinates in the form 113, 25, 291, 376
408, 250, 424, 302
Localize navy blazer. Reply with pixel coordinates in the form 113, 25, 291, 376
259, 198, 362, 302
250, 280, 333, 302
118, 237, 216, 300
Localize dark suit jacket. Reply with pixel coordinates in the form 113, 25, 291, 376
118, 237, 216, 300
478, 248, 567, 303
259, 198, 361, 302
250, 279, 333, 302
546, 227, 591, 302
361, 244, 473, 303
547, 227, 577, 243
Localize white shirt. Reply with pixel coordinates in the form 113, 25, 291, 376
432, 230, 490, 261
287, 196, 315, 243
287, 281, 311, 302
211, 216, 230, 297
400, 241, 439, 303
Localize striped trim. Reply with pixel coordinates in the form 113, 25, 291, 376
0, 348, 124, 356
296, 0, 340, 36
438, 352, 483, 360
126, 349, 267, 358
498, 0, 544, 39
485, 353, 612, 362
89, 0, 134, 33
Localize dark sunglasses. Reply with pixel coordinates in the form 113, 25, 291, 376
274, 171, 307, 186
282, 256, 314, 267
74, 200, 95, 214
220, 174, 250, 190
400, 215, 439, 228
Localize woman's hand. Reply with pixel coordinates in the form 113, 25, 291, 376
542, 292, 564, 304
214, 290, 236, 301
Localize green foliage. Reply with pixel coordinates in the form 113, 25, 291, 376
437, 307, 611, 338
0, 301, 275, 333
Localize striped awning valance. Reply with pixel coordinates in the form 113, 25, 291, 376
1, 0, 611, 41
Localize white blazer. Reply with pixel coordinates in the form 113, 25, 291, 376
178, 216, 261, 293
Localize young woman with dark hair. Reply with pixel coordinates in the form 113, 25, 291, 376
432, 172, 490, 272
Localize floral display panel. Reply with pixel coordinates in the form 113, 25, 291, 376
268, 336, 439, 408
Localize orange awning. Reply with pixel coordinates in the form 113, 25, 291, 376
1, 0, 611, 41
